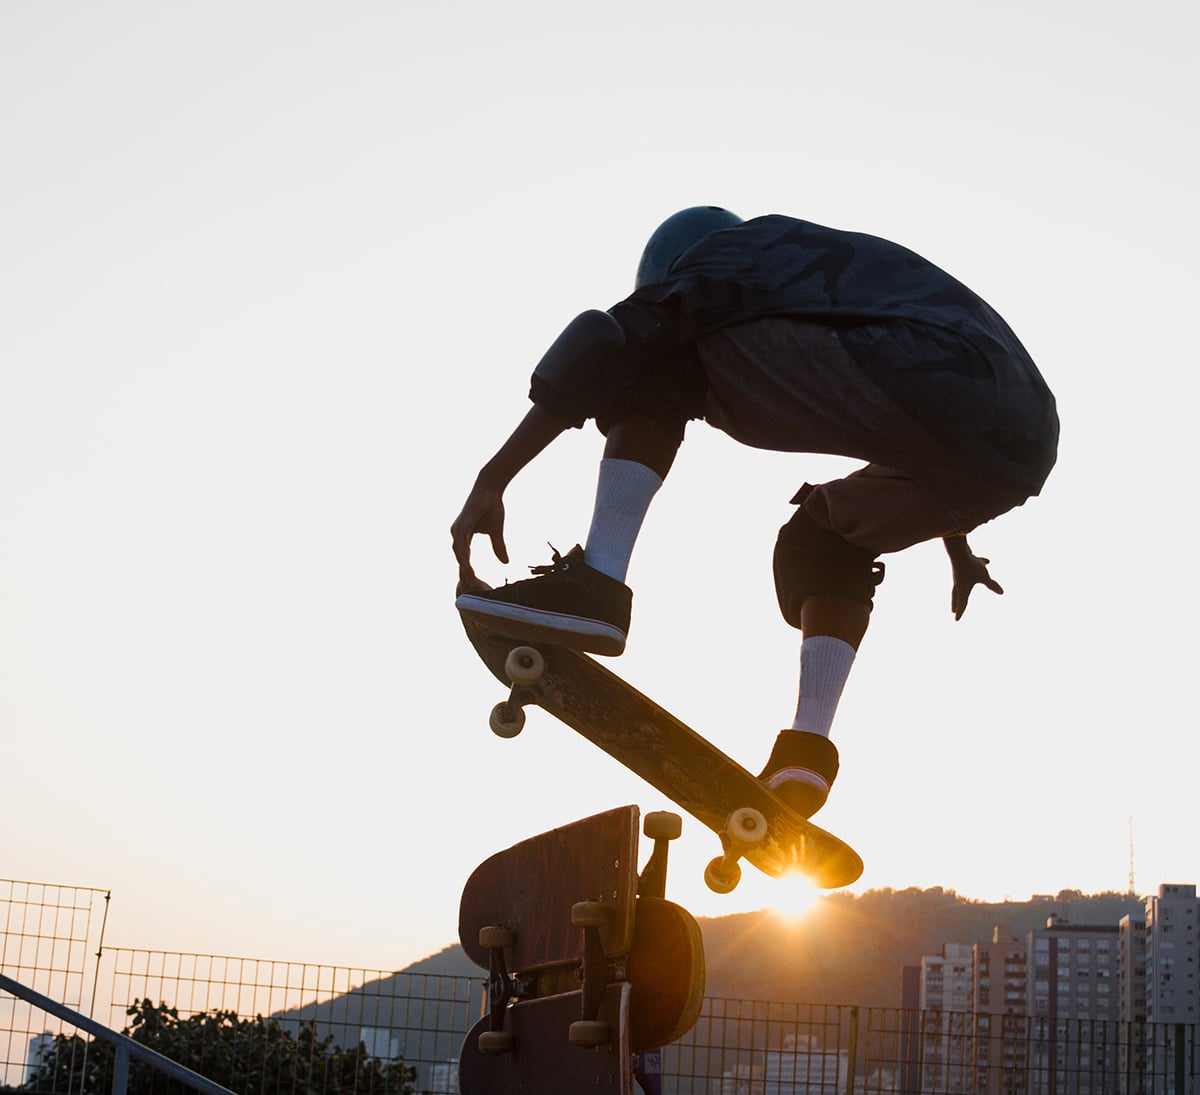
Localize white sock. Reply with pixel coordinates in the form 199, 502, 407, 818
583, 458, 663, 582
791, 636, 857, 737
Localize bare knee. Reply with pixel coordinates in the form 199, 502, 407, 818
602, 414, 684, 479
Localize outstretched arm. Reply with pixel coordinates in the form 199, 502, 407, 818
943, 533, 1004, 620
451, 404, 570, 591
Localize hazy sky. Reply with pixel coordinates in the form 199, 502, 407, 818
2, 1, 1197, 974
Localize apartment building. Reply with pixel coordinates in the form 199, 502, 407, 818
1143, 883, 1200, 1024
1118, 912, 1148, 1022
973, 926, 1029, 1094
974, 925, 1028, 1017
900, 885, 1200, 1095
1026, 915, 1120, 1021
921, 943, 974, 1013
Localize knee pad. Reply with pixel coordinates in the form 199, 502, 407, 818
773, 503, 885, 627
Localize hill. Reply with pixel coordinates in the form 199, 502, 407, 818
697, 886, 1143, 1006
403, 887, 1145, 1007
271, 888, 1144, 1088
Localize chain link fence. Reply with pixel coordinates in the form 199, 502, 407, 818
4, 880, 1198, 1093
1, 878, 110, 1090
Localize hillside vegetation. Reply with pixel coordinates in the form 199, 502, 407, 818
698, 887, 1143, 1006
409, 887, 1145, 1008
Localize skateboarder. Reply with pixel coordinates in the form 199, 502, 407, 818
452, 208, 1058, 819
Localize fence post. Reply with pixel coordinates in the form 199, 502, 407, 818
844, 1006, 858, 1095
112, 1044, 129, 1095
1174, 1023, 1185, 1095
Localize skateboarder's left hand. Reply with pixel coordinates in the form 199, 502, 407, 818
944, 536, 1004, 620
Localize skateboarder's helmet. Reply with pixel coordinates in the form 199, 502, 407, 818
635, 206, 743, 289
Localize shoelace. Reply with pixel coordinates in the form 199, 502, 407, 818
529, 545, 569, 577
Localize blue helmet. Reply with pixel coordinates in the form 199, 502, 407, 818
635, 206, 743, 289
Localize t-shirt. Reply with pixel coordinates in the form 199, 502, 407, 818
530, 215, 1058, 490
613, 214, 1034, 357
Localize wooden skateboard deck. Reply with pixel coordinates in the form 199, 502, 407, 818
458, 806, 639, 977
458, 983, 633, 1095
462, 615, 863, 890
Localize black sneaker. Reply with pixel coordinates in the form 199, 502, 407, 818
757, 731, 840, 818
455, 545, 632, 656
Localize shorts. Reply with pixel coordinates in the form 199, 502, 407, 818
695, 316, 1048, 553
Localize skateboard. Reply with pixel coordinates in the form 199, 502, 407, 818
458, 805, 705, 1065
458, 983, 633, 1095
462, 615, 863, 892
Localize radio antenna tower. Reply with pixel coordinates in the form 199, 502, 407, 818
1128, 816, 1136, 895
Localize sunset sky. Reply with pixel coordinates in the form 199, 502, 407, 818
2, 0, 1196, 974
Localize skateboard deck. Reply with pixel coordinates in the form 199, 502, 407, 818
458, 806, 639, 979
458, 983, 633, 1095
459, 806, 705, 1056
462, 615, 863, 890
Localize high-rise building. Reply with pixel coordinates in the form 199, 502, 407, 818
973, 925, 1028, 1016
917, 944, 975, 1093
1026, 915, 1120, 1021
921, 943, 974, 1013
1118, 912, 1147, 1023
1143, 883, 1200, 1024
973, 926, 1029, 1095
1023, 916, 1122, 1091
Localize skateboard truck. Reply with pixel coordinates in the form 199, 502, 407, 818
568, 900, 613, 1047
475, 901, 625, 1053
476, 925, 536, 1054
488, 646, 546, 738
637, 811, 683, 899
704, 807, 770, 894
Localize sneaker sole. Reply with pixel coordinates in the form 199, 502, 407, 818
760, 769, 830, 819
455, 596, 627, 657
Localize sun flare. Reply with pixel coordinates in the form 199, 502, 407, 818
767, 872, 823, 922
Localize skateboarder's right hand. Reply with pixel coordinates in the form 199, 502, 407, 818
452, 483, 508, 593
451, 406, 572, 592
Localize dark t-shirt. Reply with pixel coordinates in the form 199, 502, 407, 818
614, 215, 1033, 353
531, 215, 1058, 489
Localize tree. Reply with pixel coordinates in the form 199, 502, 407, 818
25, 999, 417, 1094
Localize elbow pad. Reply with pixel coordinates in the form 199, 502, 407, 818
531, 309, 630, 400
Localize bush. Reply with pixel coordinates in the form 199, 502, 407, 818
25, 999, 417, 1094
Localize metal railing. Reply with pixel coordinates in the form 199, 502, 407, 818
0, 973, 234, 1095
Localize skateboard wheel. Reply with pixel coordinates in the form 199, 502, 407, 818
478, 924, 514, 950
570, 900, 612, 928
568, 1019, 609, 1047
489, 702, 525, 738
704, 856, 741, 895
504, 645, 545, 686
727, 807, 769, 846
478, 1029, 514, 1054
643, 811, 682, 841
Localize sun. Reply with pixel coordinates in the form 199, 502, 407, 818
766, 871, 823, 922
662, 826, 831, 921
685, 862, 823, 922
